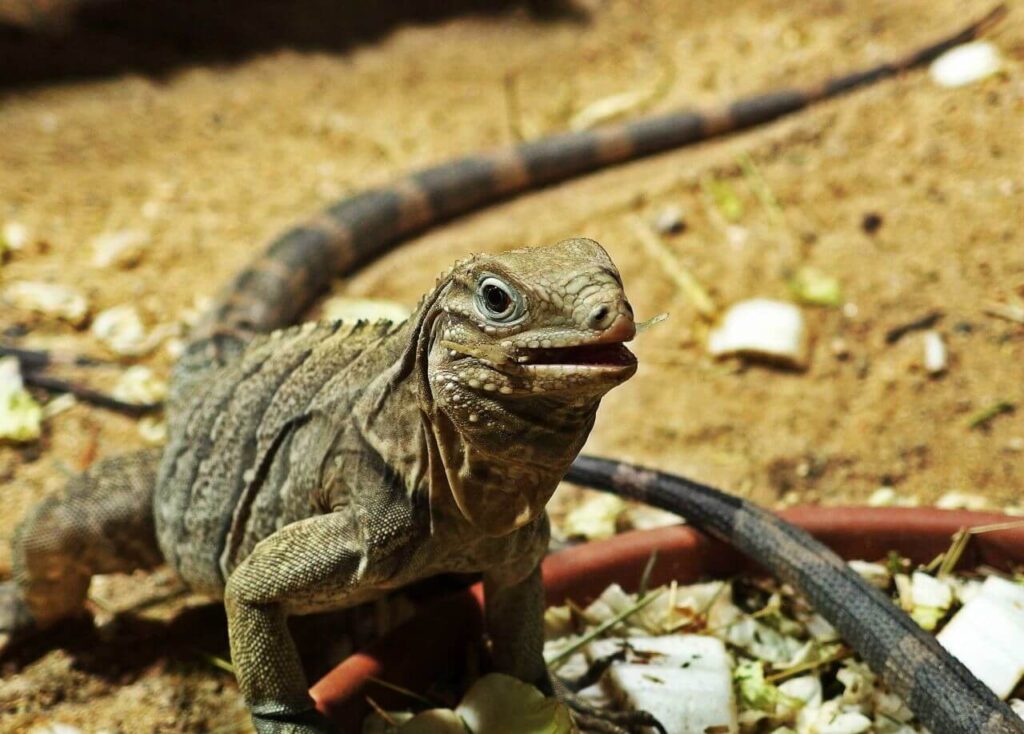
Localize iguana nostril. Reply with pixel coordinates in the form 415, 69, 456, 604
587, 304, 614, 330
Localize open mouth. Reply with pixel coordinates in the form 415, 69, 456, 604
517, 342, 637, 370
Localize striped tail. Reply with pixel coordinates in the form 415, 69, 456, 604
566, 455, 1024, 734
192, 5, 1006, 345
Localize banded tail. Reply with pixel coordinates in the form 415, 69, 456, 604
567, 455, 1024, 734
192, 5, 1006, 345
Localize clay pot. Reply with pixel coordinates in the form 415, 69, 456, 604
310, 507, 1024, 727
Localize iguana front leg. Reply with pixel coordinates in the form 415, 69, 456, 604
225, 512, 368, 734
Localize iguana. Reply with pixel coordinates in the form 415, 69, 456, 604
3, 6, 1021, 734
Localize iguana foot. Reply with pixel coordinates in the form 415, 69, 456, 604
550, 654, 666, 734
251, 706, 336, 734
0, 580, 37, 655
561, 691, 667, 734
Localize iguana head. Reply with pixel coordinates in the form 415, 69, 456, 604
421, 237, 637, 536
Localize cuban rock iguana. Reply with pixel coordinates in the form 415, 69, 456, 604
3, 6, 1021, 734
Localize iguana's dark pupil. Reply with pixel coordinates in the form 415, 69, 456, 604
483, 284, 511, 314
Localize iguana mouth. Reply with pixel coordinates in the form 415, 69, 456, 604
517, 342, 637, 370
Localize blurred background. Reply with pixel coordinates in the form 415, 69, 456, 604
0, 0, 1021, 730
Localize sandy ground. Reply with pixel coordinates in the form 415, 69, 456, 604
0, 0, 1022, 730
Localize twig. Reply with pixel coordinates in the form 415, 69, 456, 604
366, 675, 439, 708
628, 215, 717, 320
365, 696, 400, 726
546, 588, 664, 668
23, 372, 164, 417
967, 400, 1015, 430
765, 646, 853, 684
503, 72, 526, 143
0, 343, 106, 371
737, 154, 786, 229
885, 310, 943, 344
937, 520, 1024, 577
637, 550, 659, 599
983, 302, 1024, 325
195, 648, 235, 675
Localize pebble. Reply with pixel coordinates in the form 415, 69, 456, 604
3, 281, 89, 326
930, 41, 1004, 88
922, 330, 948, 375
2, 221, 29, 251
934, 491, 991, 511
112, 365, 168, 405
652, 205, 686, 235
91, 229, 149, 269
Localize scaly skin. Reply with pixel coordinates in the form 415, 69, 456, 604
169, 238, 640, 731
3, 7, 1020, 734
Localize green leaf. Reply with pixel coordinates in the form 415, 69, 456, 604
399, 709, 469, 733
0, 357, 42, 443
734, 661, 801, 713
455, 674, 574, 734
787, 267, 842, 307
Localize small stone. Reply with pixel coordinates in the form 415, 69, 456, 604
935, 491, 990, 511
652, 205, 686, 235
138, 417, 168, 445
91, 229, 149, 269
2, 221, 29, 251
29, 724, 82, 734
861, 212, 883, 235
922, 330, 948, 375
930, 41, 1004, 88
3, 281, 90, 325
829, 338, 850, 360
92, 305, 148, 355
868, 487, 897, 507
112, 365, 168, 405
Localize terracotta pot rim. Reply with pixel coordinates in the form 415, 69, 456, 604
311, 505, 1024, 725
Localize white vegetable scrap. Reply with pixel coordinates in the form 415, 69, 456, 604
3, 281, 89, 326
934, 491, 991, 511
91, 229, 149, 269
707, 299, 808, 369
848, 560, 891, 590
938, 575, 1024, 699
112, 366, 167, 405
922, 330, 947, 375
929, 41, 1004, 88
28, 724, 83, 734
320, 296, 411, 324
91, 305, 176, 356
364, 673, 573, 733
561, 494, 626, 540
0, 356, 43, 442
138, 417, 168, 445
909, 571, 954, 630
602, 635, 738, 734
867, 487, 920, 508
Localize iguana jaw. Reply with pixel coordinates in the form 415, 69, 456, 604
507, 312, 637, 381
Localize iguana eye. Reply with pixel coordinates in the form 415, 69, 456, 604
475, 276, 523, 323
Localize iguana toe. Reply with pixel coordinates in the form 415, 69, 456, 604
560, 690, 667, 734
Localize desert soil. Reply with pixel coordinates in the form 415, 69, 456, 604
0, 0, 1022, 731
